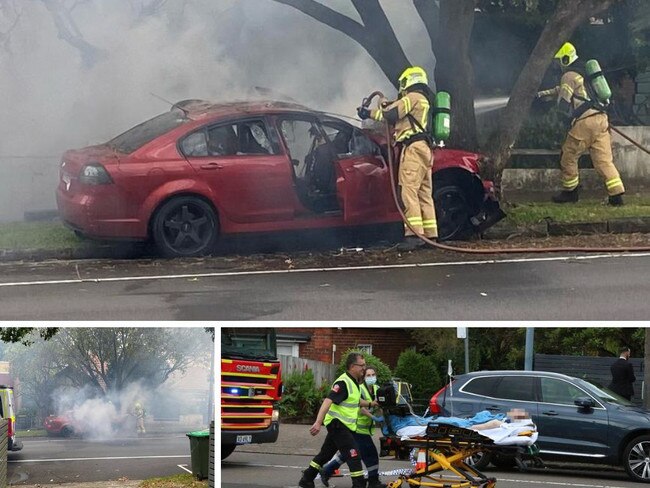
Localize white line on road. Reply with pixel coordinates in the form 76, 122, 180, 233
178, 464, 192, 474
1, 252, 649, 288
224, 462, 629, 488
9, 454, 190, 463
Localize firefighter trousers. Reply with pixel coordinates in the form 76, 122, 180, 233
303, 420, 365, 486
559, 112, 624, 196
321, 432, 381, 480
398, 140, 437, 238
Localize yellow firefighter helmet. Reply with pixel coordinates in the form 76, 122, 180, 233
398, 66, 428, 93
554, 42, 578, 67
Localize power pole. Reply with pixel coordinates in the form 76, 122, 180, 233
524, 328, 534, 371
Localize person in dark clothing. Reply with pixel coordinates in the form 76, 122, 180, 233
609, 346, 636, 400
298, 353, 377, 488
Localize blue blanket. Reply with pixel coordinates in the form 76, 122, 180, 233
383, 410, 506, 436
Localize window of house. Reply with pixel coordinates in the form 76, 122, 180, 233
356, 344, 373, 355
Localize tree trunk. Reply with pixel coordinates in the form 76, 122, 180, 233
433, 0, 478, 151
483, 0, 621, 191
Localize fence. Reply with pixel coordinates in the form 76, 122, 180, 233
208, 421, 214, 488
0, 419, 7, 488
279, 355, 337, 388
534, 353, 645, 404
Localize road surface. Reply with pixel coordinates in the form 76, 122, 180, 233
8, 434, 191, 485
1, 252, 649, 319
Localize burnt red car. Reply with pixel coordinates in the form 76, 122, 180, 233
56, 100, 504, 257
44, 412, 79, 437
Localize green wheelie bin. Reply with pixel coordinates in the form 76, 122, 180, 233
187, 429, 210, 480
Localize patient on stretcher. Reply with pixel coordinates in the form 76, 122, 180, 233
385, 408, 537, 446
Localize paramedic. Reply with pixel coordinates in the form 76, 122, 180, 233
609, 346, 636, 400
298, 353, 378, 488
320, 366, 386, 488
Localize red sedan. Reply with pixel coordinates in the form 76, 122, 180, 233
56, 99, 504, 257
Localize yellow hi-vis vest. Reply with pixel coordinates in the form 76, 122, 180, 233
355, 382, 379, 436
324, 373, 361, 431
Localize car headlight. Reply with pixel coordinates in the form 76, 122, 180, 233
272, 409, 279, 422
79, 163, 113, 185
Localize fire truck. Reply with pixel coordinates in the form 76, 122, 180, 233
221, 328, 282, 460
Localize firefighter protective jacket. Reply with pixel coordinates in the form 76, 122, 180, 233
370, 91, 430, 143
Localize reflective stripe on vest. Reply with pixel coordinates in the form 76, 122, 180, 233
355, 383, 378, 436
324, 373, 361, 431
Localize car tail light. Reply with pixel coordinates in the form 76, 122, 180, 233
8, 417, 14, 438
79, 163, 113, 185
429, 383, 452, 414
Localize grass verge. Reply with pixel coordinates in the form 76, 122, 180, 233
16, 429, 47, 437
0, 221, 82, 250
505, 196, 650, 226
139, 474, 208, 488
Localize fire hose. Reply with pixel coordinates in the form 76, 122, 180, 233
361, 91, 650, 254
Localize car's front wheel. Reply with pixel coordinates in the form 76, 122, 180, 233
433, 185, 473, 241
152, 196, 219, 258
624, 435, 650, 482
222, 444, 236, 460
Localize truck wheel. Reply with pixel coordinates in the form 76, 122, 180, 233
222, 444, 236, 460
623, 435, 650, 482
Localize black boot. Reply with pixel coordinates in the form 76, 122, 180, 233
299, 468, 318, 488
351, 476, 367, 488
397, 236, 426, 252
608, 193, 625, 206
551, 186, 580, 203
367, 477, 387, 488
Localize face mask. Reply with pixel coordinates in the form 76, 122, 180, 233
365, 376, 377, 386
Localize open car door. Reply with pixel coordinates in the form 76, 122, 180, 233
336, 154, 388, 223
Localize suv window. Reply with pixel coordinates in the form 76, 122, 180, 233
108, 110, 187, 154
462, 376, 501, 396
540, 377, 588, 405
493, 376, 536, 401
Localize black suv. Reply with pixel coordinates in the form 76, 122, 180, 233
428, 370, 650, 482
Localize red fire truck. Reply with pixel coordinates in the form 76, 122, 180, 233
221, 328, 282, 460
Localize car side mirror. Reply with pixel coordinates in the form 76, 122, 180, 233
574, 397, 595, 409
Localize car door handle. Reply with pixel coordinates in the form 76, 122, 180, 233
542, 410, 559, 416
200, 162, 223, 170
485, 406, 502, 412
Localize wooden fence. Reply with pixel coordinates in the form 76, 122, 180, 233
279, 355, 337, 388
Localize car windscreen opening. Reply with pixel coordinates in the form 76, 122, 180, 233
107, 110, 187, 154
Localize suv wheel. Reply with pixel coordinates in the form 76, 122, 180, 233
465, 450, 492, 470
624, 435, 650, 482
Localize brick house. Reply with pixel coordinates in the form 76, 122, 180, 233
276, 328, 417, 368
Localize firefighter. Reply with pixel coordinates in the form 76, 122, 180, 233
298, 353, 377, 488
358, 66, 437, 251
537, 42, 625, 205
320, 366, 386, 488
133, 401, 146, 435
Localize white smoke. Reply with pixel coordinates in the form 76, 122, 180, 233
0, 0, 433, 221
52, 382, 153, 441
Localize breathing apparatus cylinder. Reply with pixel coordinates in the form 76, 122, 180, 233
585, 59, 611, 107
433, 91, 451, 143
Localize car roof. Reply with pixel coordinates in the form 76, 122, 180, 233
457, 370, 579, 381
177, 99, 326, 121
